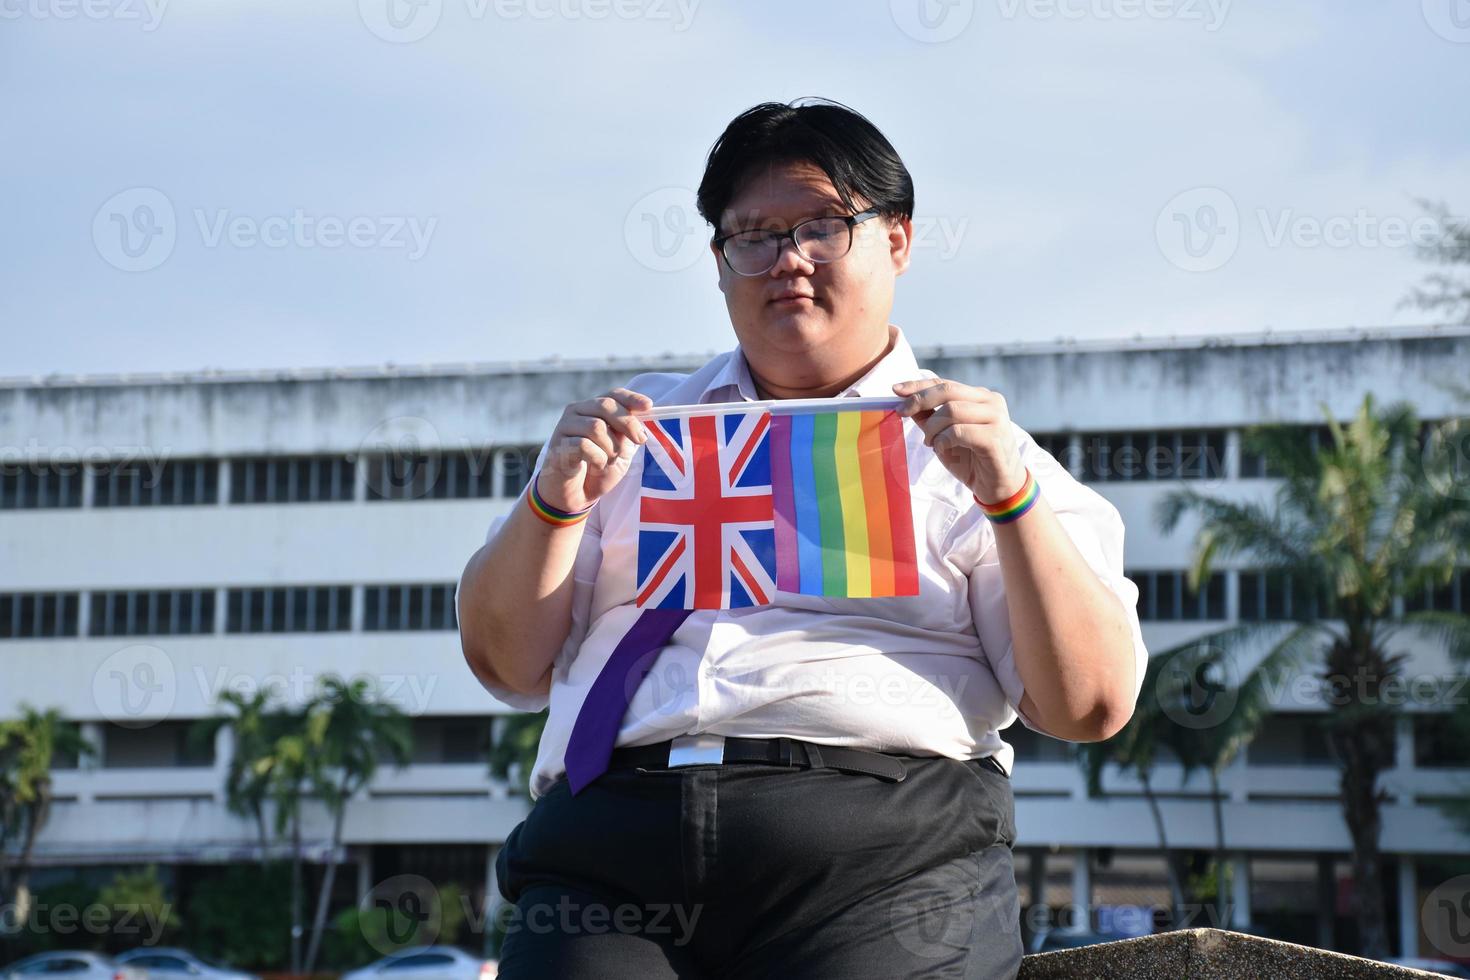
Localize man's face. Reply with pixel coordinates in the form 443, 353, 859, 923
712, 159, 912, 395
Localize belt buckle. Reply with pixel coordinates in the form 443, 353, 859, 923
667, 733, 725, 767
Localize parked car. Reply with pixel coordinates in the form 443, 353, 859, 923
341, 946, 496, 980
1, 952, 146, 980
114, 948, 257, 980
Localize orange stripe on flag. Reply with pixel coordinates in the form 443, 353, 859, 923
856, 411, 895, 597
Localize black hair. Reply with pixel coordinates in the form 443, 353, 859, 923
695, 97, 915, 236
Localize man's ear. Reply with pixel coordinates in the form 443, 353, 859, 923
711, 240, 728, 292
889, 216, 915, 276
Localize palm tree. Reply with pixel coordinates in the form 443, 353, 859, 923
190, 689, 278, 862
1079, 637, 1290, 930
487, 709, 549, 798
1156, 395, 1470, 958
0, 705, 94, 924
1077, 653, 1188, 924
301, 677, 411, 973
253, 709, 320, 973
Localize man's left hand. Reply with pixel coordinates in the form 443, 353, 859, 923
893, 378, 1027, 504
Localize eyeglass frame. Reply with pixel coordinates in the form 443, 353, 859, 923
711, 207, 885, 277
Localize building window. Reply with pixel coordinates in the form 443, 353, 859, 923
366, 450, 496, 502
498, 447, 540, 498
93, 458, 220, 507
101, 720, 215, 768
1413, 714, 1470, 769
1079, 430, 1225, 482
1238, 571, 1337, 621
88, 590, 217, 637
1404, 568, 1467, 614
1029, 433, 1075, 473
1240, 424, 1334, 478
410, 716, 492, 764
225, 586, 352, 633
1130, 570, 1226, 621
0, 462, 83, 510
0, 592, 80, 639
1247, 713, 1338, 766
1003, 723, 1074, 763
229, 456, 354, 504
363, 583, 458, 631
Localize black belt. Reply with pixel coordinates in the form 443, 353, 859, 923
608, 735, 1007, 784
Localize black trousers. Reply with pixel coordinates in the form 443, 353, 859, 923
492, 752, 1023, 979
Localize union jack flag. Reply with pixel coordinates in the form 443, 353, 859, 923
635, 410, 776, 610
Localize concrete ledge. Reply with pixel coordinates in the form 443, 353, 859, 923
1019, 929, 1450, 979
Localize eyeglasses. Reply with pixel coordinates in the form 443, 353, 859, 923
713, 207, 883, 277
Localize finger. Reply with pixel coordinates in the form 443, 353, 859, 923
887, 379, 1005, 417
893, 379, 988, 416
913, 403, 1003, 441
922, 418, 1010, 456
567, 435, 611, 470
580, 394, 649, 445
608, 387, 654, 412
563, 416, 617, 463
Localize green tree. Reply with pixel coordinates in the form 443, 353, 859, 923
1156, 395, 1470, 958
1077, 653, 1188, 923
96, 865, 181, 951
1403, 198, 1470, 323
301, 677, 412, 973
0, 706, 94, 926
487, 709, 549, 798
190, 689, 279, 862
252, 708, 319, 973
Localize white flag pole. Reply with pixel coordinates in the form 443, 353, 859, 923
635, 396, 905, 421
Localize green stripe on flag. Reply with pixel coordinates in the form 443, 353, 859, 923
811, 412, 847, 596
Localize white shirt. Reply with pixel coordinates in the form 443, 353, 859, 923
458, 325, 1148, 801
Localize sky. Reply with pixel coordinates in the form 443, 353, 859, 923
2, 0, 1468, 378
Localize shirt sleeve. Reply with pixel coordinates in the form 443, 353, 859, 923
966, 425, 1149, 736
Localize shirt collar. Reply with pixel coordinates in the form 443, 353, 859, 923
699, 324, 923, 404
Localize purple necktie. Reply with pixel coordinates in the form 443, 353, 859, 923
563, 608, 693, 795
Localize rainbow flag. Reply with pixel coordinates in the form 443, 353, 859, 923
769, 409, 920, 598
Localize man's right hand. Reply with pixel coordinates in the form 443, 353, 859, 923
535, 387, 653, 513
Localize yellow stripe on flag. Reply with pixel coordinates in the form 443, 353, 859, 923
834, 410, 871, 598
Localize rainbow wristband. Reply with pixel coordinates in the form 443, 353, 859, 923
527, 477, 594, 528
974, 469, 1040, 525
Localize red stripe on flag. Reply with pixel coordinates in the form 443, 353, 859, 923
729, 546, 769, 606
649, 421, 685, 475
878, 410, 920, 596
636, 536, 687, 607
726, 412, 770, 486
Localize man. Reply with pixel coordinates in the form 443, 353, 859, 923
458, 98, 1147, 979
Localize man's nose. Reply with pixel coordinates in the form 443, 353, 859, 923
769, 236, 814, 275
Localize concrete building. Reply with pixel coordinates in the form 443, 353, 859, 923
2, 324, 1468, 958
